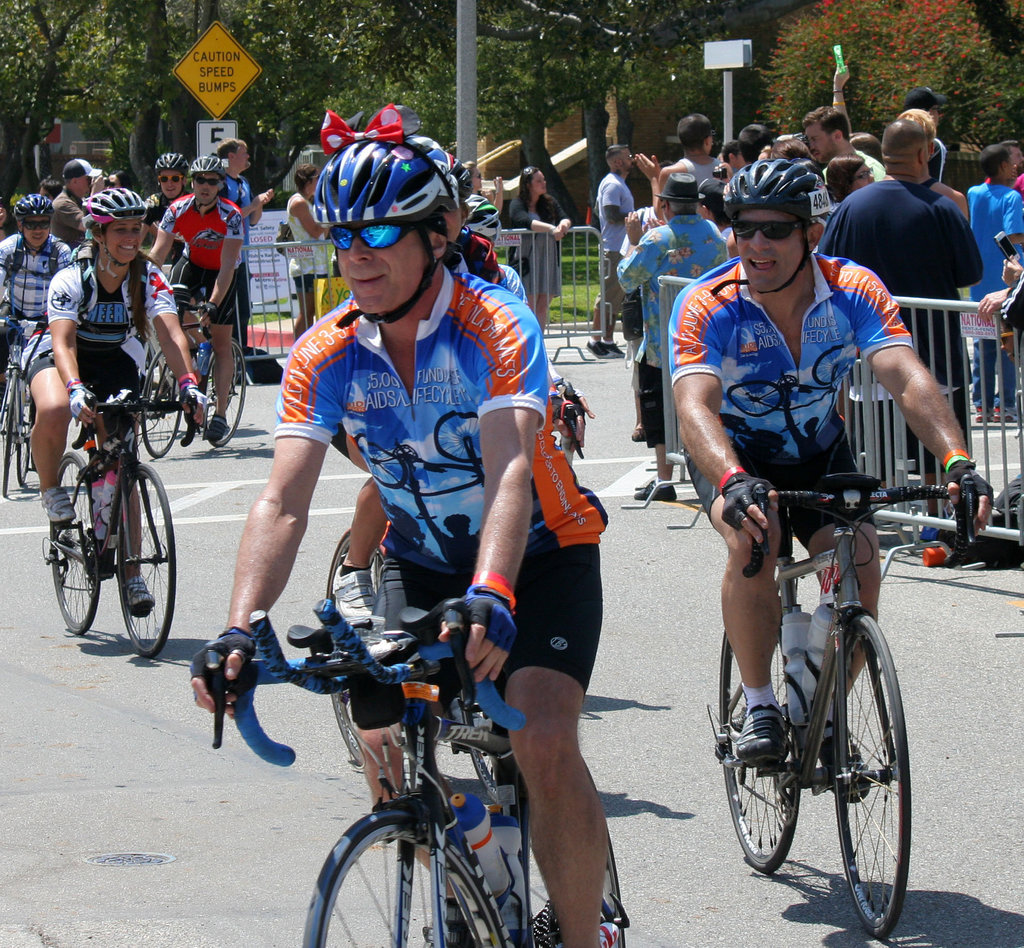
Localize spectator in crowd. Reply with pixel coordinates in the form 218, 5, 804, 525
897, 109, 968, 217
618, 172, 727, 502
818, 119, 982, 465
967, 142, 1024, 422
737, 124, 774, 165
144, 153, 191, 263
697, 176, 737, 255
107, 169, 133, 189
587, 144, 633, 356
825, 153, 874, 202
508, 164, 572, 331
216, 137, 274, 343
0, 201, 12, 240
463, 159, 503, 214
285, 162, 330, 340
720, 140, 745, 176
666, 114, 719, 183
38, 177, 63, 201
768, 135, 813, 162
51, 159, 104, 247
903, 86, 947, 181
849, 132, 884, 166
803, 106, 885, 183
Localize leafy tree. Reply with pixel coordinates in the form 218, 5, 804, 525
764, 0, 1024, 147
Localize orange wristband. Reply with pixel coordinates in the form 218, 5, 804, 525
472, 570, 516, 609
942, 450, 970, 471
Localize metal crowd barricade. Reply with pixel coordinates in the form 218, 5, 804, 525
655, 276, 1024, 558
493, 226, 604, 362
242, 236, 347, 364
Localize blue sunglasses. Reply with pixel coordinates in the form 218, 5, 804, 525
330, 222, 415, 250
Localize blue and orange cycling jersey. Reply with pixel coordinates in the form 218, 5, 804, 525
278, 268, 607, 572
669, 254, 912, 463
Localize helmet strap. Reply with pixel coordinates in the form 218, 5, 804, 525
759, 228, 810, 295
361, 224, 448, 325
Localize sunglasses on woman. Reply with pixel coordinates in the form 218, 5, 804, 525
330, 222, 415, 250
732, 219, 805, 241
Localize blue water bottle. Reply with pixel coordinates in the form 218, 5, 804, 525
196, 341, 212, 377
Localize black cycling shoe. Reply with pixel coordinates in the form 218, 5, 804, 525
735, 704, 785, 763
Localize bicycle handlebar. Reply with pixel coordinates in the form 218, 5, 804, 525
205, 597, 526, 767
742, 478, 979, 576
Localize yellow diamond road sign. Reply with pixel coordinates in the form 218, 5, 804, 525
174, 21, 261, 120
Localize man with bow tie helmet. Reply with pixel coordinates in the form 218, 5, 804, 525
189, 105, 613, 948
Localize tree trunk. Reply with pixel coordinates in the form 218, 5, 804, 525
584, 102, 610, 210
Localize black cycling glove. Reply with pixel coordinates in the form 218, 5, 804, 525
945, 459, 993, 500
720, 472, 773, 531
190, 628, 258, 694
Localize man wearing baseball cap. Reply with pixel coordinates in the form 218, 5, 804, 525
903, 87, 947, 180
51, 158, 103, 246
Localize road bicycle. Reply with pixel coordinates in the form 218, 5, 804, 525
0, 315, 36, 496
141, 313, 247, 457
712, 471, 977, 938
204, 597, 629, 947
45, 393, 179, 657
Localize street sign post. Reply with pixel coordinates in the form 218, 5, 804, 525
173, 21, 261, 121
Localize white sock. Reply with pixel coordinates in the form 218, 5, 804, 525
742, 684, 779, 711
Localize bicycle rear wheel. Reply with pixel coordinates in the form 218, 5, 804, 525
304, 807, 505, 948
718, 632, 800, 873
833, 613, 911, 938
50, 452, 100, 634
141, 353, 182, 459
116, 464, 176, 657
206, 339, 246, 446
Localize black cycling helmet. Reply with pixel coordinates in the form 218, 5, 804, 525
155, 152, 189, 173
190, 154, 225, 178
724, 159, 832, 222
14, 193, 53, 220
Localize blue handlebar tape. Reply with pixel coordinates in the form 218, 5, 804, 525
419, 641, 526, 731
232, 686, 297, 767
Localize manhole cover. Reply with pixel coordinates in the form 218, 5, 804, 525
85, 852, 176, 867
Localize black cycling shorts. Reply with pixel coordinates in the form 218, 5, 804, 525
31, 347, 140, 400
687, 433, 868, 549
376, 544, 603, 695
170, 257, 238, 326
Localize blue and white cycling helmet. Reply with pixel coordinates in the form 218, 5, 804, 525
314, 137, 457, 226
14, 193, 53, 220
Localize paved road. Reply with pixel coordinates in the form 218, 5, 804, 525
1, 342, 1023, 947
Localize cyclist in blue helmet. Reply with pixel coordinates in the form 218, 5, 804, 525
193, 105, 614, 948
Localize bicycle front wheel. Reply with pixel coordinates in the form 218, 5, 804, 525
832, 613, 911, 938
718, 632, 800, 874
50, 452, 100, 634
15, 377, 32, 488
304, 807, 506, 948
206, 339, 247, 446
1, 371, 28, 496
116, 464, 176, 657
141, 353, 181, 459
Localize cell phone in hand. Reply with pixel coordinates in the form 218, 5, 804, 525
995, 231, 1019, 261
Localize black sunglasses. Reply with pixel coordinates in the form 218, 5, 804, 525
21, 219, 51, 230
192, 175, 222, 186
732, 219, 805, 241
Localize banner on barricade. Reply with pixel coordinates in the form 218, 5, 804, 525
247, 210, 290, 313
959, 310, 998, 340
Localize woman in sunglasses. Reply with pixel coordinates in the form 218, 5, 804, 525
149, 154, 243, 446
144, 153, 191, 265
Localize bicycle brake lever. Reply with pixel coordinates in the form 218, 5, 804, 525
180, 411, 199, 447
205, 649, 227, 750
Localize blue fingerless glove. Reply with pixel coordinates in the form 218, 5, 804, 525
464, 585, 517, 652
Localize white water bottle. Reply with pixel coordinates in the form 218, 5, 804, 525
451, 793, 511, 901
806, 602, 831, 684
491, 813, 526, 941
600, 921, 621, 947
781, 610, 814, 725
91, 470, 117, 541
